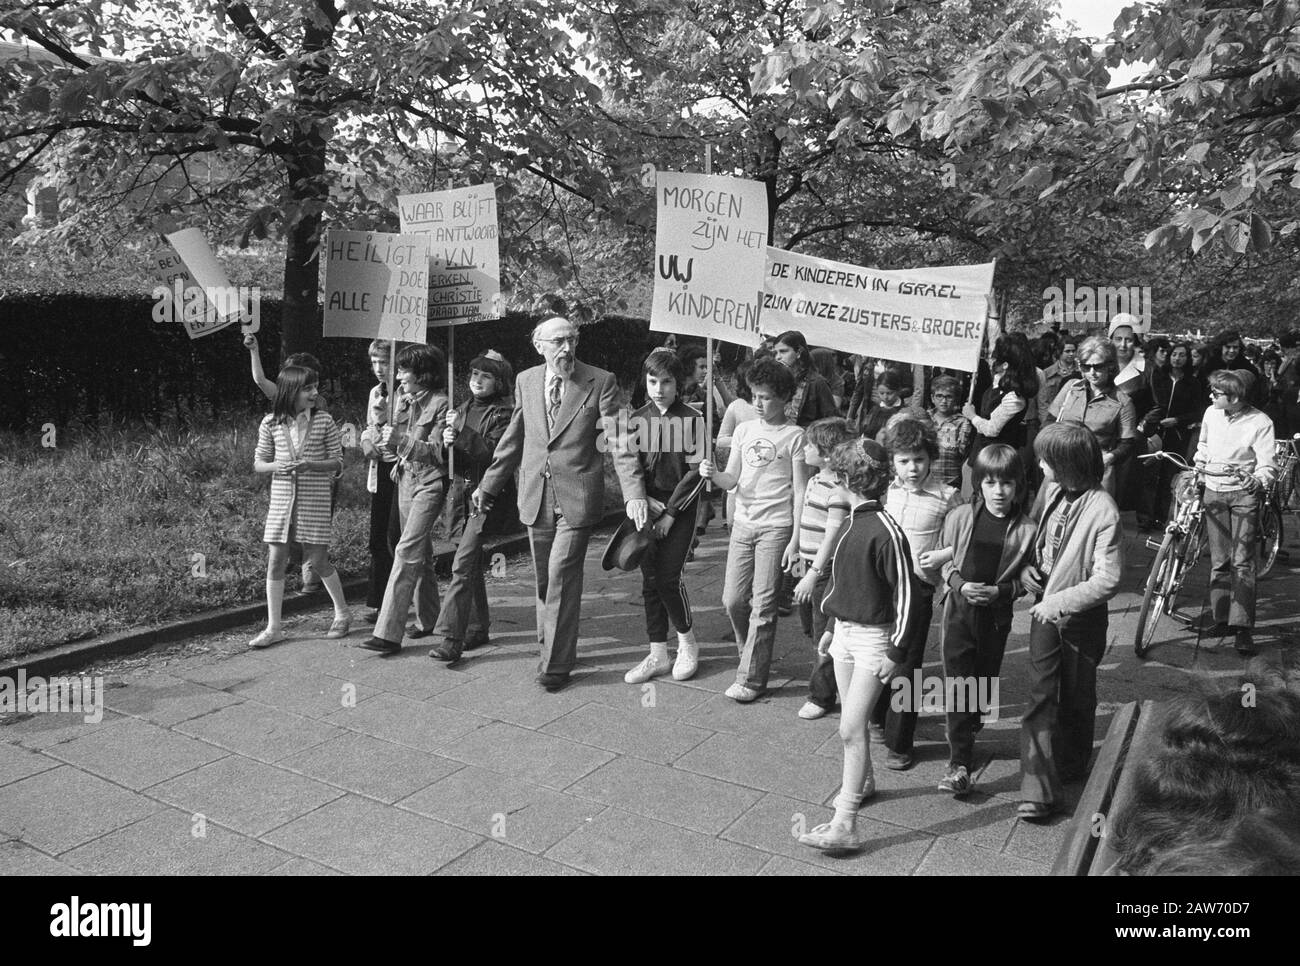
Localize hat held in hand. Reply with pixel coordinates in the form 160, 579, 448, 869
601, 517, 654, 572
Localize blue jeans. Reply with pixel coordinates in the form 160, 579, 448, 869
723, 522, 793, 691
375, 475, 446, 645
1204, 487, 1259, 628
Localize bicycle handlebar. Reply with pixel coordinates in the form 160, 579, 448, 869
1137, 450, 1242, 478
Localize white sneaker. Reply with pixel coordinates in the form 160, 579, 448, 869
625, 653, 673, 684
797, 700, 828, 720
673, 632, 699, 680
725, 682, 763, 703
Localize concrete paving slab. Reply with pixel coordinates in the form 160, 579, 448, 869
267, 857, 345, 875
103, 672, 243, 726
566, 756, 762, 835
324, 691, 489, 751
675, 731, 843, 805
221, 666, 382, 720
0, 838, 81, 875
438, 840, 587, 876
757, 854, 845, 875
44, 717, 226, 790
545, 807, 770, 876
147, 755, 344, 837
398, 764, 605, 854
60, 807, 288, 875
0, 766, 160, 854
540, 701, 712, 764
435, 721, 614, 791
175, 701, 343, 763
0, 708, 125, 750
277, 731, 464, 804
0, 741, 58, 788
913, 836, 1051, 876
436, 671, 596, 729
263, 794, 481, 875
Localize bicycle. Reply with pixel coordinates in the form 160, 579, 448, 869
1132, 451, 1254, 658
1249, 434, 1299, 578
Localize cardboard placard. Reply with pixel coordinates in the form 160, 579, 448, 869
397, 185, 501, 325
323, 230, 431, 342
650, 172, 768, 348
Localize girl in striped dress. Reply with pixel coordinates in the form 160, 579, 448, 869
250, 365, 351, 649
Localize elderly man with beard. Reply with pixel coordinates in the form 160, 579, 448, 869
473, 316, 643, 691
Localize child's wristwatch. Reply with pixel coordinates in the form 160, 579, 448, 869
807, 565, 822, 575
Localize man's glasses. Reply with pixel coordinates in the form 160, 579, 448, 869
1209, 389, 1228, 398
537, 336, 578, 347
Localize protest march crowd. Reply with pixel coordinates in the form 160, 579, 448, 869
239, 310, 1297, 859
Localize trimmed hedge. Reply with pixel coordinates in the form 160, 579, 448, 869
0, 292, 674, 431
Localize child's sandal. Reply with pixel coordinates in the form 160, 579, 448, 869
797, 823, 864, 852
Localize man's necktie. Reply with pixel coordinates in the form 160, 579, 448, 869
548, 374, 562, 430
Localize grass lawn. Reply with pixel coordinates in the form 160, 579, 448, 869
0, 412, 630, 661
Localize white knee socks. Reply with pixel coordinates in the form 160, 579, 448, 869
320, 570, 348, 619
266, 578, 284, 631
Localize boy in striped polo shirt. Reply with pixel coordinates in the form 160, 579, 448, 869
874, 417, 961, 769
792, 418, 858, 720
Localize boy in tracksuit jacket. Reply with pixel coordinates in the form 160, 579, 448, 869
619, 348, 708, 685
427, 353, 514, 662
798, 437, 917, 853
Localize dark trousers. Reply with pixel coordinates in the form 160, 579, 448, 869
798, 570, 837, 710
1205, 487, 1259, 629
942, 594, 1012, 769
1019, 606, 1108, 805
432, 478, 490, 645
640, 503, 697, 641
365, 462, 400, 609
870, 583, 935, 754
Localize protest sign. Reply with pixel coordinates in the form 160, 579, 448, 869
762, 249, 996, 372
149, 244, 240, 340
650, 172, 768, 348
163, 228, 246, 326
323, 230, 431, 342
397, 185, 501, 325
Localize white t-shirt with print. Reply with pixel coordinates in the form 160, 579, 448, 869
724, 418, 806, 528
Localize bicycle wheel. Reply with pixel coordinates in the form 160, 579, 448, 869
1135, 531, 1182, 658
1259, 499, 1282, 578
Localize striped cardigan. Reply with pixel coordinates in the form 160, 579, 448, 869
256, 410, 342, 545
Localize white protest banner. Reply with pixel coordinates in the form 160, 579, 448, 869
397, 185, 500, 325
650, 171, 768, 348
323, 230, 431, 343
149, 249, 213, 340
162, 228, 246, 328
762, 249, 996, 372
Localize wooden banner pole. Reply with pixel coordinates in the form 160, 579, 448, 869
704, 143, 714, 492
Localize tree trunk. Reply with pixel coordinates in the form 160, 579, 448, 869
280, 149, 326, 360
278, 6, 337, 360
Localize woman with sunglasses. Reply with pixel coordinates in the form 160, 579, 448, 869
1042, 336, 1138, 497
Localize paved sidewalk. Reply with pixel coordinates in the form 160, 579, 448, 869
2, 518, 1297, 875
